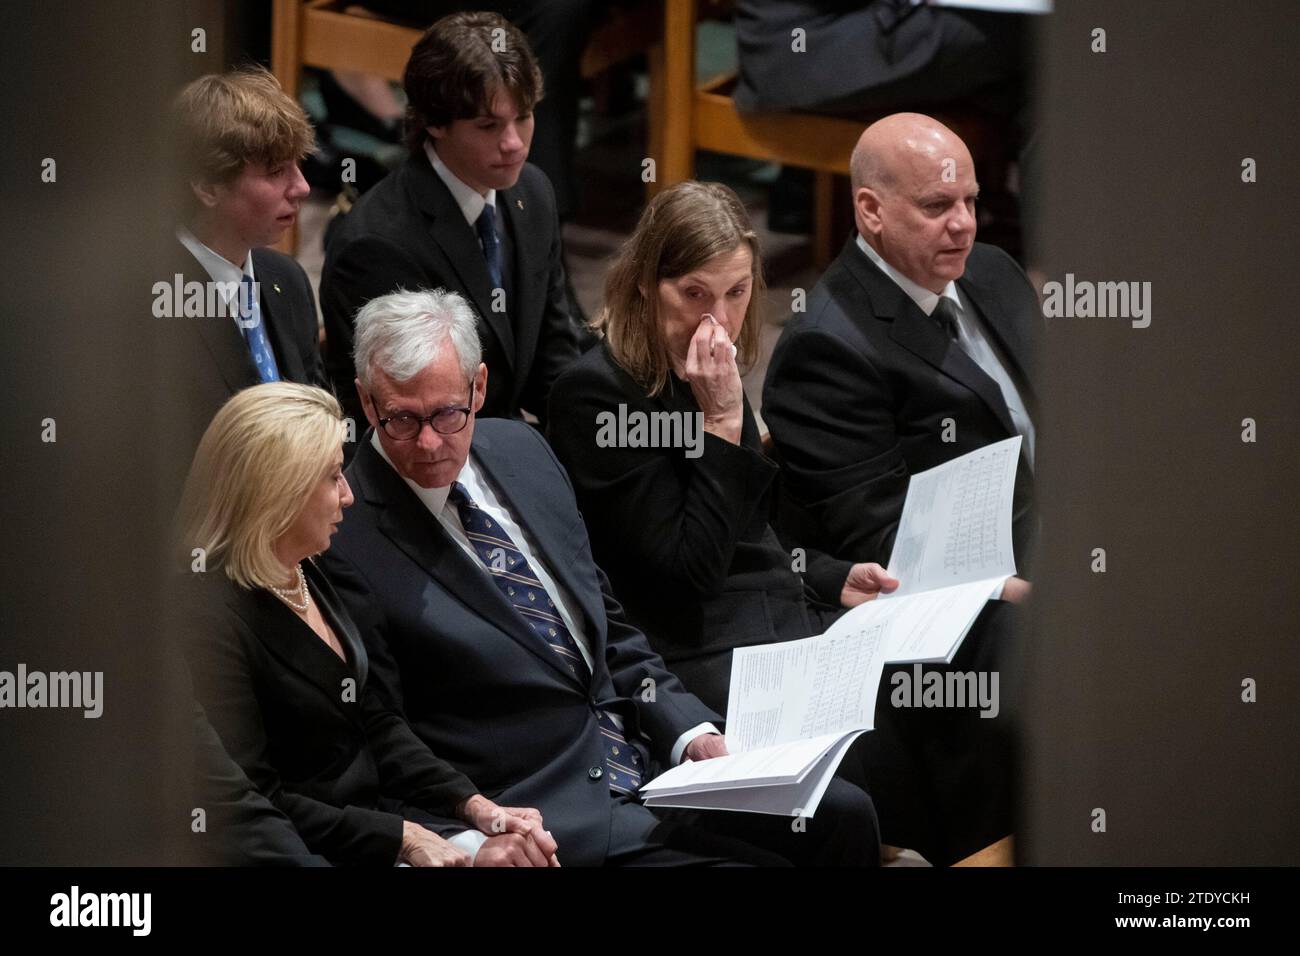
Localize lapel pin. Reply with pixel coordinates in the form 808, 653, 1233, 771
516, 199, 524, 210
273, 283, 282, 293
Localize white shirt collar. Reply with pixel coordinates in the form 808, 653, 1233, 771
176, 225, 254, 291
424, 140, 495, 229
855, 232, 960, 317
369, 429, 459, 516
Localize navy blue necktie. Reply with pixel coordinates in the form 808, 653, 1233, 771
239, 273, 281, 383
474, 204, 503, 291
447, 482, 643, 795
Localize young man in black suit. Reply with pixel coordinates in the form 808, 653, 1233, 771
320, 11, 580, 456
164, 67, 326, 492
319, 289, 880, 867
763, 112, 1041, 578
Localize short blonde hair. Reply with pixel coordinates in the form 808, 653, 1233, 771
171, 65, 316, 216
178, 383, 344, 590
594, 180, 764, 396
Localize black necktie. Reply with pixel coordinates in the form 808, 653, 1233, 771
932, 297, 961, 341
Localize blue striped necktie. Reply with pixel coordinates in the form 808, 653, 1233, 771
239, 273, 281, 383
447, 482, 643, 795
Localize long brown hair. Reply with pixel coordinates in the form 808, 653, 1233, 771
595, 181, 765, 396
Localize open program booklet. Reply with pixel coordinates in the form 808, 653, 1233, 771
640, 436, 1022, 816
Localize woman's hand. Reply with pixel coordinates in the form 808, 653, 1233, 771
681, 314, 743, 445
840, 563, 901, 607
458, 794, 560, 867
398, 820, 472, 867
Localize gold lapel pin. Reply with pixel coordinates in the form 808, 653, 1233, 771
516, 199, 524, 210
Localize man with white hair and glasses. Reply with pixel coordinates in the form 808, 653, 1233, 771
319, 288, 881, 867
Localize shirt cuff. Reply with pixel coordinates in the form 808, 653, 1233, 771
671, 723, 723, 765
447, 828, 489, 863
990, 579, 1005, 601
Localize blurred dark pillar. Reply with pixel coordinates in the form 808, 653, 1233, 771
0, 0, 234, 864
1020, 0, 1300, 863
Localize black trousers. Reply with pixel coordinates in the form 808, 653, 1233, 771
604, 798, 788, 867
616, 775, 880, 867
672, 598, 1020, 866
843, 599, 1021, 865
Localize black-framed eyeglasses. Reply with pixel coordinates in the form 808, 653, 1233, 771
371, 380, 475, 440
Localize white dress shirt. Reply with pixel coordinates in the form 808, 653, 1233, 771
369, 434, 718, 857
855, 233, 1037, 468
423, 140, 497, 240
176, 226, 256, 332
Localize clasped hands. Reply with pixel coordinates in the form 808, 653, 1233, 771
397, 794, 560, 867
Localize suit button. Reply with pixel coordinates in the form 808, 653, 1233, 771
588, 766, 604, 781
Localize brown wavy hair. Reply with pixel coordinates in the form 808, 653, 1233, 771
595, 181, 764, 396
403, 11, 544, 154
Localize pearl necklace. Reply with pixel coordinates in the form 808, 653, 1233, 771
269, 563, 310, 613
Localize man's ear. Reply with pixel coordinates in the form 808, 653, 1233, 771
190, 179, 220, 210
854, 186, 884, 238
356, 379, 379, 429
427, 123, 447, 142
471, 363, 488, 413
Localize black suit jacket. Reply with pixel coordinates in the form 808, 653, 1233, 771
547, 342, 851, 713
185, 559, 478, 867
762, 238, 1041, 569
318, 419, 721, 867
734, 0, 1025, 115
161, 241, 326, 502
320, 155, 579, 438
192, 700, 329, 866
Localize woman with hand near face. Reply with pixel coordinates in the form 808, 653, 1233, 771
178, 382, 558, 867
547, 182, 1016, 866
548, 181, 897, 714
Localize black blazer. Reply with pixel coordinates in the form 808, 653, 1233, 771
547, 343, 851, 713
161, 241, 326, 502
733, 0, 1024, 114
191, 700, 329, 866
762, 238, 1041, 569
320, 155, 580, 439
185, 559, 479, 867
318, 419, 721, 867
